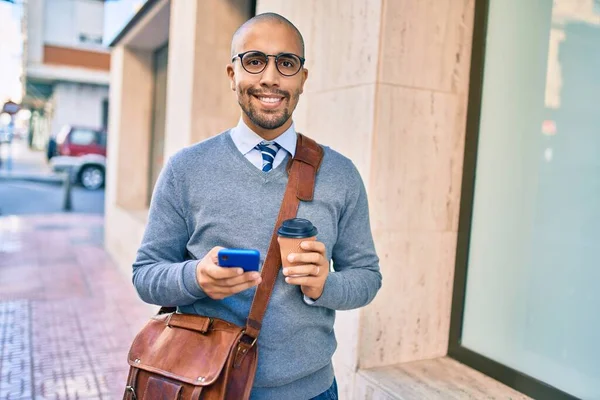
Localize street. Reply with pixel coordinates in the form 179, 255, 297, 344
0, 137, 104, 215
0, 180, 105, 215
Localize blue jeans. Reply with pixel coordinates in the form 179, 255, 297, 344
310, 378, 338, 400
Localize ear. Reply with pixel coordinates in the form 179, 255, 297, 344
299, 68, 309, 95
226, 63, 236, 91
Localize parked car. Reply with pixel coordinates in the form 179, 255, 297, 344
47, 125, 107, 161
50, 154, 106, 190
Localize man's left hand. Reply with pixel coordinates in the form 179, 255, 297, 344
283, 240, 329, 300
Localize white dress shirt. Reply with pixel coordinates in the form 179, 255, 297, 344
229, 118, 297, 170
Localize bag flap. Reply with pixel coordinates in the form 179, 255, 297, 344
128, 313, 243, 386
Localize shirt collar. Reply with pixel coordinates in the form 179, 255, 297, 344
230, 118, 297, 157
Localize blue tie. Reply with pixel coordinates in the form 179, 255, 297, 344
255, 141, 281, 172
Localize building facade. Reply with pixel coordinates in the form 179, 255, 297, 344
106, 0, 600, 398
22, 0, 110, 150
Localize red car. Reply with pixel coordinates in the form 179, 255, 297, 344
47, 125, 107, 160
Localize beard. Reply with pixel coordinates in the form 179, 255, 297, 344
238, 87, 300, 130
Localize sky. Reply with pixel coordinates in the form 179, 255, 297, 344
0, 1, 23, 105
103, 0, 147, 46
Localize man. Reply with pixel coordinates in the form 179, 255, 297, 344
133, 12, 381, 400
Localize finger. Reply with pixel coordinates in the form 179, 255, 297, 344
213, 271, 261, 287
204, 263, 243, 280
283, 265, 320, 277
288, 252, 322, 265
284, 275, 321, 286
225, 276, 262, 295
299, 240, 326, 254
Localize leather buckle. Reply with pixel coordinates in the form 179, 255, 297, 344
234, 331, 257, 368
125, 385, 137, 400
239, 331, 257, 347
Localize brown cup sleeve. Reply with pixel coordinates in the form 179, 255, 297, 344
278, 236, 317, 269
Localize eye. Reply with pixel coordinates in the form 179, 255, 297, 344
246, 58, 264, 66
241, 52, 267, 69
278, 56, 299, 69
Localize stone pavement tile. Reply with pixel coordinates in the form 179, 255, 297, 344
62, 373, 104, 397
0, 253, 39, 272
0, 300, 33, 399
85, 352, 125, 372
97, 369, 129, 398
34, 376, 69, 399
0, 383, 33, 400
0, 265, 45, 300
0, 214, 154, 399
38, 263, 89, 298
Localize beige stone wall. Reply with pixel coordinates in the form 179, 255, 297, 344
164, 0, 252, 160
256, 0, 475, 396
105, 45, 154, 276
363, 0, 475, 368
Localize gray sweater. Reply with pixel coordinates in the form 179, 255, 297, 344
133, 131, 382, 400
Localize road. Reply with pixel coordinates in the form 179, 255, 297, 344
0, 180, 104, 216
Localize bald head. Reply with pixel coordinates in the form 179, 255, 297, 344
231, 12, 305, 58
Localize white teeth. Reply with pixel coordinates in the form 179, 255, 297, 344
258, 97, 281, 103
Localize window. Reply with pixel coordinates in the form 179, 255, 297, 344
101, 99, 109, 131
148, 44, 168, 205
450, 0, 600, 399
70, 129, 97, 146
98, 132, 107, 147
79, 33, 103, 45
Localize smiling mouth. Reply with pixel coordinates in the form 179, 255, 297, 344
253, 95, 284, 108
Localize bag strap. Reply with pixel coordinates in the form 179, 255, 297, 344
237, 134, 323, 353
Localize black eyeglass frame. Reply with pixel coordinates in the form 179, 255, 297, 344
231, 50, 306, 77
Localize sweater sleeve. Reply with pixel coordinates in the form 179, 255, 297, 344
132, 159, 206, 306
306, 162, 382, 310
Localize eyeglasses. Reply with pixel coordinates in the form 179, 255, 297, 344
232, 51, 305, 77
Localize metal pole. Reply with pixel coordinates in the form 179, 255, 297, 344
62, 167, 73, 211
6, 133, 12, 172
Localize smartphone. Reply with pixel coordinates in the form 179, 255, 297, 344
217, 249, 260, 272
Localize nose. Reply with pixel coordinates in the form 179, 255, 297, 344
259, 56, 280, 87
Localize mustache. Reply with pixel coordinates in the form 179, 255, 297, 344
247, 88, 290, 98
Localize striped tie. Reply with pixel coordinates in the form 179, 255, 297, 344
255, 141, 281, 172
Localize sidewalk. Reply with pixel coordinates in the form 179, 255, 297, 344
0, 138, 62, 184
0, 214, 155, 399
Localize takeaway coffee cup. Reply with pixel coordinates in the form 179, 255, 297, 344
277, 218, 318, 276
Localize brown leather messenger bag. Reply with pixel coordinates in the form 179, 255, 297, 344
123, 134, 324, 400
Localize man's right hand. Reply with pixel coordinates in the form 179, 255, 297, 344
196, 247, 262, 300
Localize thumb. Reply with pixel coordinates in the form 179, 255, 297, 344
210, 246, 226, 262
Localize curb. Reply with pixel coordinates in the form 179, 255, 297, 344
0, 174, 64, 185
